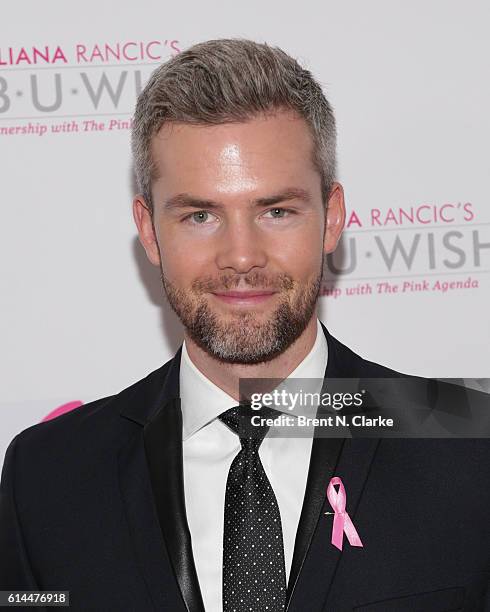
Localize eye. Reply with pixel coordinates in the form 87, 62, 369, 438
263, 207, 294, 219
184, 210, 216, 224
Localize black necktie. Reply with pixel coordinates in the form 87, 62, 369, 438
219, 404, 287, 612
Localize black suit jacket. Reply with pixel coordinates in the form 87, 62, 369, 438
1, 323, 489, 611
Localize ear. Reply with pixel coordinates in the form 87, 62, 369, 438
132, 195, 161, 267
323, 182, 346, 254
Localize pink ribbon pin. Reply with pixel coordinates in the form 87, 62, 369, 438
326, 476, 363, 551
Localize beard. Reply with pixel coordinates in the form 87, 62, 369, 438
159, 265, 323, 365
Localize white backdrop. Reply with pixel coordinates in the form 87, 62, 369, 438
1, 0, 489, 464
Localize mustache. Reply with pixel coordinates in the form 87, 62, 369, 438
191, 272, 295, 293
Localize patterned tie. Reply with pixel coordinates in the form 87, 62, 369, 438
219, 404, 287, 612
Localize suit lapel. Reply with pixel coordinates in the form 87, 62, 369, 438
119, 347, 205, 612
143, 398, 205, 612
286, 323, 380, 611
118, 422, 189, 611
286, 434, 345, 605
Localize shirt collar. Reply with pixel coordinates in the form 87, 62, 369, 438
179, 318, 328, 441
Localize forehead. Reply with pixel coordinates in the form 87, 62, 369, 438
150, 110, 318, 191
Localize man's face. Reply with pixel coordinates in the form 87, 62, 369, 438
134, 110, 345, 364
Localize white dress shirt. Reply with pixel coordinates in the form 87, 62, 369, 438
180, 318, 328, 612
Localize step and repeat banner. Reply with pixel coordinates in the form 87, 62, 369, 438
1, 0, 489, 462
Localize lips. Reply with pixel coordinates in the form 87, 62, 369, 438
211, 290, 277, 305
213, 291, 276, 298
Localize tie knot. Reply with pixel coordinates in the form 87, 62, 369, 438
219, 403, 280, 447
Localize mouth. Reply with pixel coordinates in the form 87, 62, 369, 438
210, 290, 278, 306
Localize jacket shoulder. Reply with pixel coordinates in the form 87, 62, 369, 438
325, 330, 406, 378
10, 357, 175, 457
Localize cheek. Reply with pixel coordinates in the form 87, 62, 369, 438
272, 227, 324, 275
157, 227, 212, 279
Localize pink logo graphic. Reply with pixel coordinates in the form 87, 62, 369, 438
41, 401, 84, 422
325, 476, 364, 551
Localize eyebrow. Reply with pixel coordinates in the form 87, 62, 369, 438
162, 188, 312, 211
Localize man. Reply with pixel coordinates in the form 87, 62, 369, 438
0, 39, 489, 612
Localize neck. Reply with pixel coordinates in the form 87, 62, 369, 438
184, 313, 319, 401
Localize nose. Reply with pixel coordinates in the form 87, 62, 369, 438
215, 216, 268, 274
